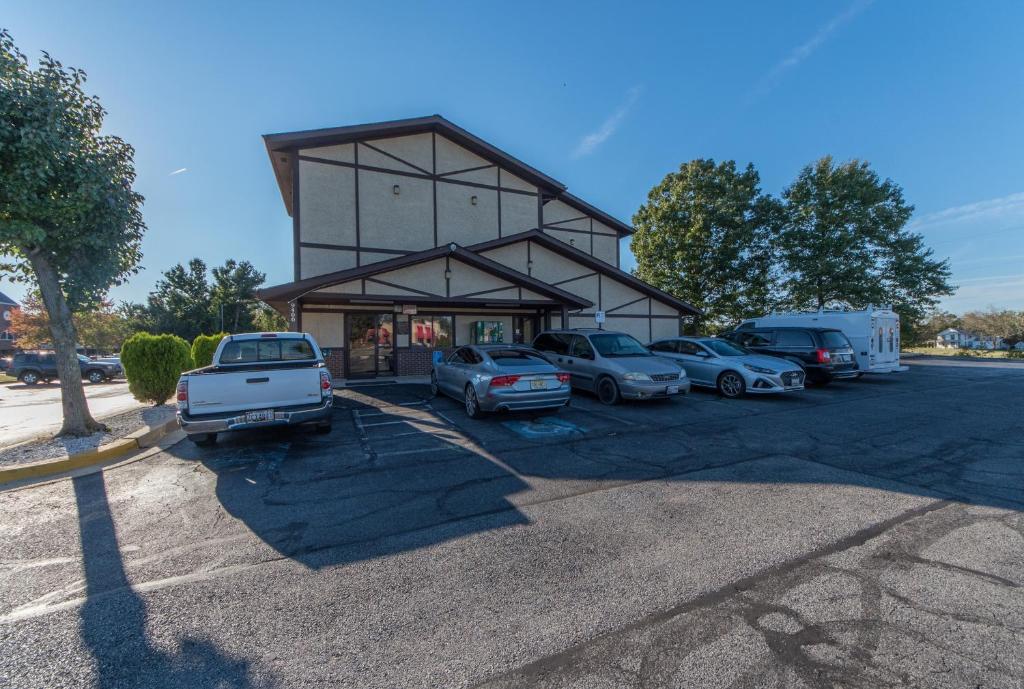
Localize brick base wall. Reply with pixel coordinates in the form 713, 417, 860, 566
395, 347, 433, 376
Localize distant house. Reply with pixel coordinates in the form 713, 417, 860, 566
1013, 341, 1024, 351
0, 290, 18, 353
935, 328, 1003, 350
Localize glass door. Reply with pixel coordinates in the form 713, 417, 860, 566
347, 313, 395, 377
512, 316, 538, 345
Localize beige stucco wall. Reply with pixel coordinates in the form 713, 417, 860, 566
448, 260, 510, 296
528, 242, 593, 283
299, 160, 357, 246
602, 317, 650, 342
300, 247, 357, 279
302, 311, 345, 347
435, 135, 488, 174
543, 199, 586, 228
501, 192, 538, 236
650, 318, 680, 340
542, 228, 589, 252
592, 233, 618, 267
651, 299, 679, 316
315, 280, 363, 295
359, 170, 434, 251
446, 166, 497, 185
601, 279, 646, 313
364, 133, 433, 171
479, 243, 529, 274
436, 184, 498, 246
357, 143, 423, 174
374, 258, 448, 296
499, 170, 536, 193
300, 144, 354, 163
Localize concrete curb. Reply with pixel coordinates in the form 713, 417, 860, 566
0, 417, 179, 485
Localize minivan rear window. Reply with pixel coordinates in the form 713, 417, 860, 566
821, 331, 851, 349
775, 330, 814, 347
219, 338, 316, 363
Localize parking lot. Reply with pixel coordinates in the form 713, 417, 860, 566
1, 358, 1022, 688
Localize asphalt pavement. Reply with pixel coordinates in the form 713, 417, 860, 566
0, 381, 142, 448
0, 358, 1021, 688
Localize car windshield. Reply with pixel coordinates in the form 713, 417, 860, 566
702, 339, 749, 357
77, 354, 90, 363
589, 334, 650, 357
488, 349, 549, 366
821, 331, 852, 348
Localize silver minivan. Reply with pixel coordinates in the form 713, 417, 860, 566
532, 329, 690, 405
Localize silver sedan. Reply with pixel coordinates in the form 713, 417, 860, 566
648, 337, 805, 398
431, 345, 571, 418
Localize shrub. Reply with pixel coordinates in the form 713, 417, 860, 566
191, 332, 228, 368
121, 333, 193, 404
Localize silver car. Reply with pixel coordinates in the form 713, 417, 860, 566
431, 345, 571, 418
533, 329, 689, 405
648, 336, 804, 398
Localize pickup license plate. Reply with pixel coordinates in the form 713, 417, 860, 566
530, 379, 547, 390
666, 385, 680, 395
245, 409, 274, 423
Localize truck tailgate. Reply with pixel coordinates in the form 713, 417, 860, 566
187, 365, 323, 416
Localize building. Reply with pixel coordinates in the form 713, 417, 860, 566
935, 328, 1003, 350
0, 290, 18, 353
258, 115, 699, 379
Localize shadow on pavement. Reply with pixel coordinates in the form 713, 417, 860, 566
74, 472, 273, 688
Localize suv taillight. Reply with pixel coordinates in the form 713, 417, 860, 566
176, 380, 188, 406
815, 348, 831, 364
489, 375, 521, 387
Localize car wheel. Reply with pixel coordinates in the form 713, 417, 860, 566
596, 376, 620, 405
19, 371, 39, 386
87, 370, 105, 384
430, 371, 440, 397
192, 433, 217, 446
717, 371, 746, 399
464, 384, 485, 419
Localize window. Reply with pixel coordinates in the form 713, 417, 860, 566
451, 347, 479, 364
774, 330, 814, 347
878, 327, 884, 353
488, 349, 549, 366
649, 341, 678, 353
569, 336, 595, 359
888, 327, 895, 352
589, 333, 650, 357
533, 333, 571, 355
677, 340, 703, 356
821, 331, 851, 349
219, 338, 315, 363
738, 332, 771, 347
703, 340, 747, 357
410, 316, 453, 349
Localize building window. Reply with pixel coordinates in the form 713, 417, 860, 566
410, 316, 453, 349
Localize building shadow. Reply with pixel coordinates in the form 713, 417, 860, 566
74, 472, 274, 689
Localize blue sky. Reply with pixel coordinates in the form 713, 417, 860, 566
3, 1, 1023, 313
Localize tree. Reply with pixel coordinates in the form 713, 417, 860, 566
778, 157, 953, 323
962, 308, 1024, 343
909, 309, 961, 346
632, 159, 780, 332
250, 302, 288, 332
0, 30, 144, 435
145, 258, 214, 341
10, 291, 128, 351
211, 259, 265, 332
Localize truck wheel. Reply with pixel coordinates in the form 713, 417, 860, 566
19, 371, 40, 386
192, 433, 217, 446
87, 370, 105, 384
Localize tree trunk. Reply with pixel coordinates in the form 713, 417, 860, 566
26, 249, 105, 436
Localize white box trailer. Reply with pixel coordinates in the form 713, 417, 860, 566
738, 306, 909, 374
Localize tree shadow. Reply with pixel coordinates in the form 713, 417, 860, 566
74, 472, 274, 688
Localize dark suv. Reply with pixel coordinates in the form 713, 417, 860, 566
10, 351, 123, 386
721, 327, 857, 384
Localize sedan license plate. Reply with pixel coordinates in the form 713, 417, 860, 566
245, 409, 274, 423
530, 379, 547, 390
666, 385, 680, 395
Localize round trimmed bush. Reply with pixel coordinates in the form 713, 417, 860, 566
121, 333, 193, 405
191, 332, 228, 369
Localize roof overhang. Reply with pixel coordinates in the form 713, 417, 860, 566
257, 243, 593, 311
468, 230, 702, 316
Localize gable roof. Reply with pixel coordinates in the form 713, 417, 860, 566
262, 115, 633, 235
468, 230, 702, 316
257, 243, 592, 310
0, 290, 18, 307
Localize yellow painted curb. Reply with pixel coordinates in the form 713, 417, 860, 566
0, 418, 179, 485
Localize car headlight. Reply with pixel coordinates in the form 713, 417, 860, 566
622, 372, 653, 382
743, 364, 776, 375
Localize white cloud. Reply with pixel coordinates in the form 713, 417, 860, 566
169, 167, 188, 176
749, 0, 874, 101
572, 86, 642, 159
910, 191, 1024, 230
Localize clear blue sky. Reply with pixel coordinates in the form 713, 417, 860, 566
3, 1, 1023, 312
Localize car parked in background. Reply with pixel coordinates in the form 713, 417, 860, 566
431, 344, 571, 418
0, 356, 11, 375
721, 327, 857, 384
532, 329, 689, 405
176, 332, 333, 445
9, 350, 123, 385
649, 336, 804, 398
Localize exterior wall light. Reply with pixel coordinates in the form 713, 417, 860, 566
444, 268, 452, 280
470, 195, 478, 205
393, 184, 400, 195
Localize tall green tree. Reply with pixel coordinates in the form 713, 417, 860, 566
145, 258, 214, 340
211, 259, 265, 332
0, 29, 144, 435
632, 159, 780, 332
778, 157, 953, 322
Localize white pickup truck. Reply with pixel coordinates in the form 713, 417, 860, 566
176, 332, 334, 445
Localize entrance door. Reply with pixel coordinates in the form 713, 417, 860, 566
512, 316, 539, 345
347, 313, 395, 377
